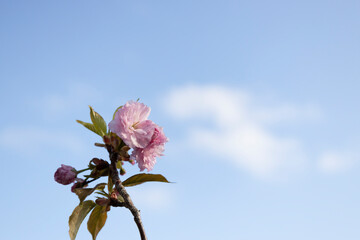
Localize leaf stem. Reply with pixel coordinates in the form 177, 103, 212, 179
84, 177, 100, 185
76, 168, 90, 174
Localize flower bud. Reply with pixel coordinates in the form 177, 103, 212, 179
91, 158, 101, 165
96, 198, 110, 206
91, 158, 109, 170
54, 164, 77, 185
71, 178, 84, 192
110, 191, 117, 200
106, 205, 111, 212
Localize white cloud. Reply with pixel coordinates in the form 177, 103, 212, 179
189, 126, 305, 178
165, 86, 250, 127
254, 103, 322, 124
164, 84, 318, 179
318, 151, 358, 174
0, 126, 87, 157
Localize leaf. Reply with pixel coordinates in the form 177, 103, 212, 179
89, 106, 107, 136
112, 106, 123, 120
122, 173, 170, 187
74, 183, 107, 203
116, 161, 122, 169
87, 205, 108, 240
76, 120, 103, 136
95, 191, 109, 198
69, 200, 96, 240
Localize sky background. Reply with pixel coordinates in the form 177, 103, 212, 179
1, 0, 360, 239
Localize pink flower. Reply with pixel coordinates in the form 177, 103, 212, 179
109, 101, 155, 149
131, 126, 168, 171
54, 164, 77, 185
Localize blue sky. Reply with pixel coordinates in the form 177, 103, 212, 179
1, 0, 360, 239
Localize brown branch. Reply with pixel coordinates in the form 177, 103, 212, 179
109, 198, 126, 207
107, 145, 148, 240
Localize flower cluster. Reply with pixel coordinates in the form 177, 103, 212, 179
108, 101, 168, 171
53, 101, 170, 240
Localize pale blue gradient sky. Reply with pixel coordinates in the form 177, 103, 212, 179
1, 1, 360, 239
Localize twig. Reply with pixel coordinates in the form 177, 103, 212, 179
107, 145, 148, 240
94, 143, 106, 148
83, 177, 99, 185
109, 198, 126, 207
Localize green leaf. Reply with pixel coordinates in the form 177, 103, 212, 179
112, 106, 123, 120
69, 200, 96, 240
95, 191, 109, 198
76, 120, 103, 136
122, 173, 170, 187
74, 183, 107, 203
89, 106, 107, 136
116, 161, 122, 169
87, 205, 108, 240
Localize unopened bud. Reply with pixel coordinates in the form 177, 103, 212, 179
71, 179, 84, 192
90, 158, 109, 170
96, 198, 110, 206
110, 191, 117, 200
54, 164, 77, 185
91, 158, 101, 165
95, 161, 109, 170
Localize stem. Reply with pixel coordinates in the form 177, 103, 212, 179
76, 167, 90, 174
84, 177, 99, 185
107, 145, 147, 240
94, 143, 106, 147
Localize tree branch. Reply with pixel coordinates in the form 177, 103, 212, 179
107, 145, 148, 240
109, 198, 126, 207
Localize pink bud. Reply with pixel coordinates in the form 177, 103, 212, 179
54, 164, 77, 185
110, 192, 117, 200
96, 198, 110, 206
71, 178, 84, 192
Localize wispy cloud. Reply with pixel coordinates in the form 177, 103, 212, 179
164, 84, 322, 179
318, 150, 358, 174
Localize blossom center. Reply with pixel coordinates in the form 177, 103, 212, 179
132, 121, 140, 129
